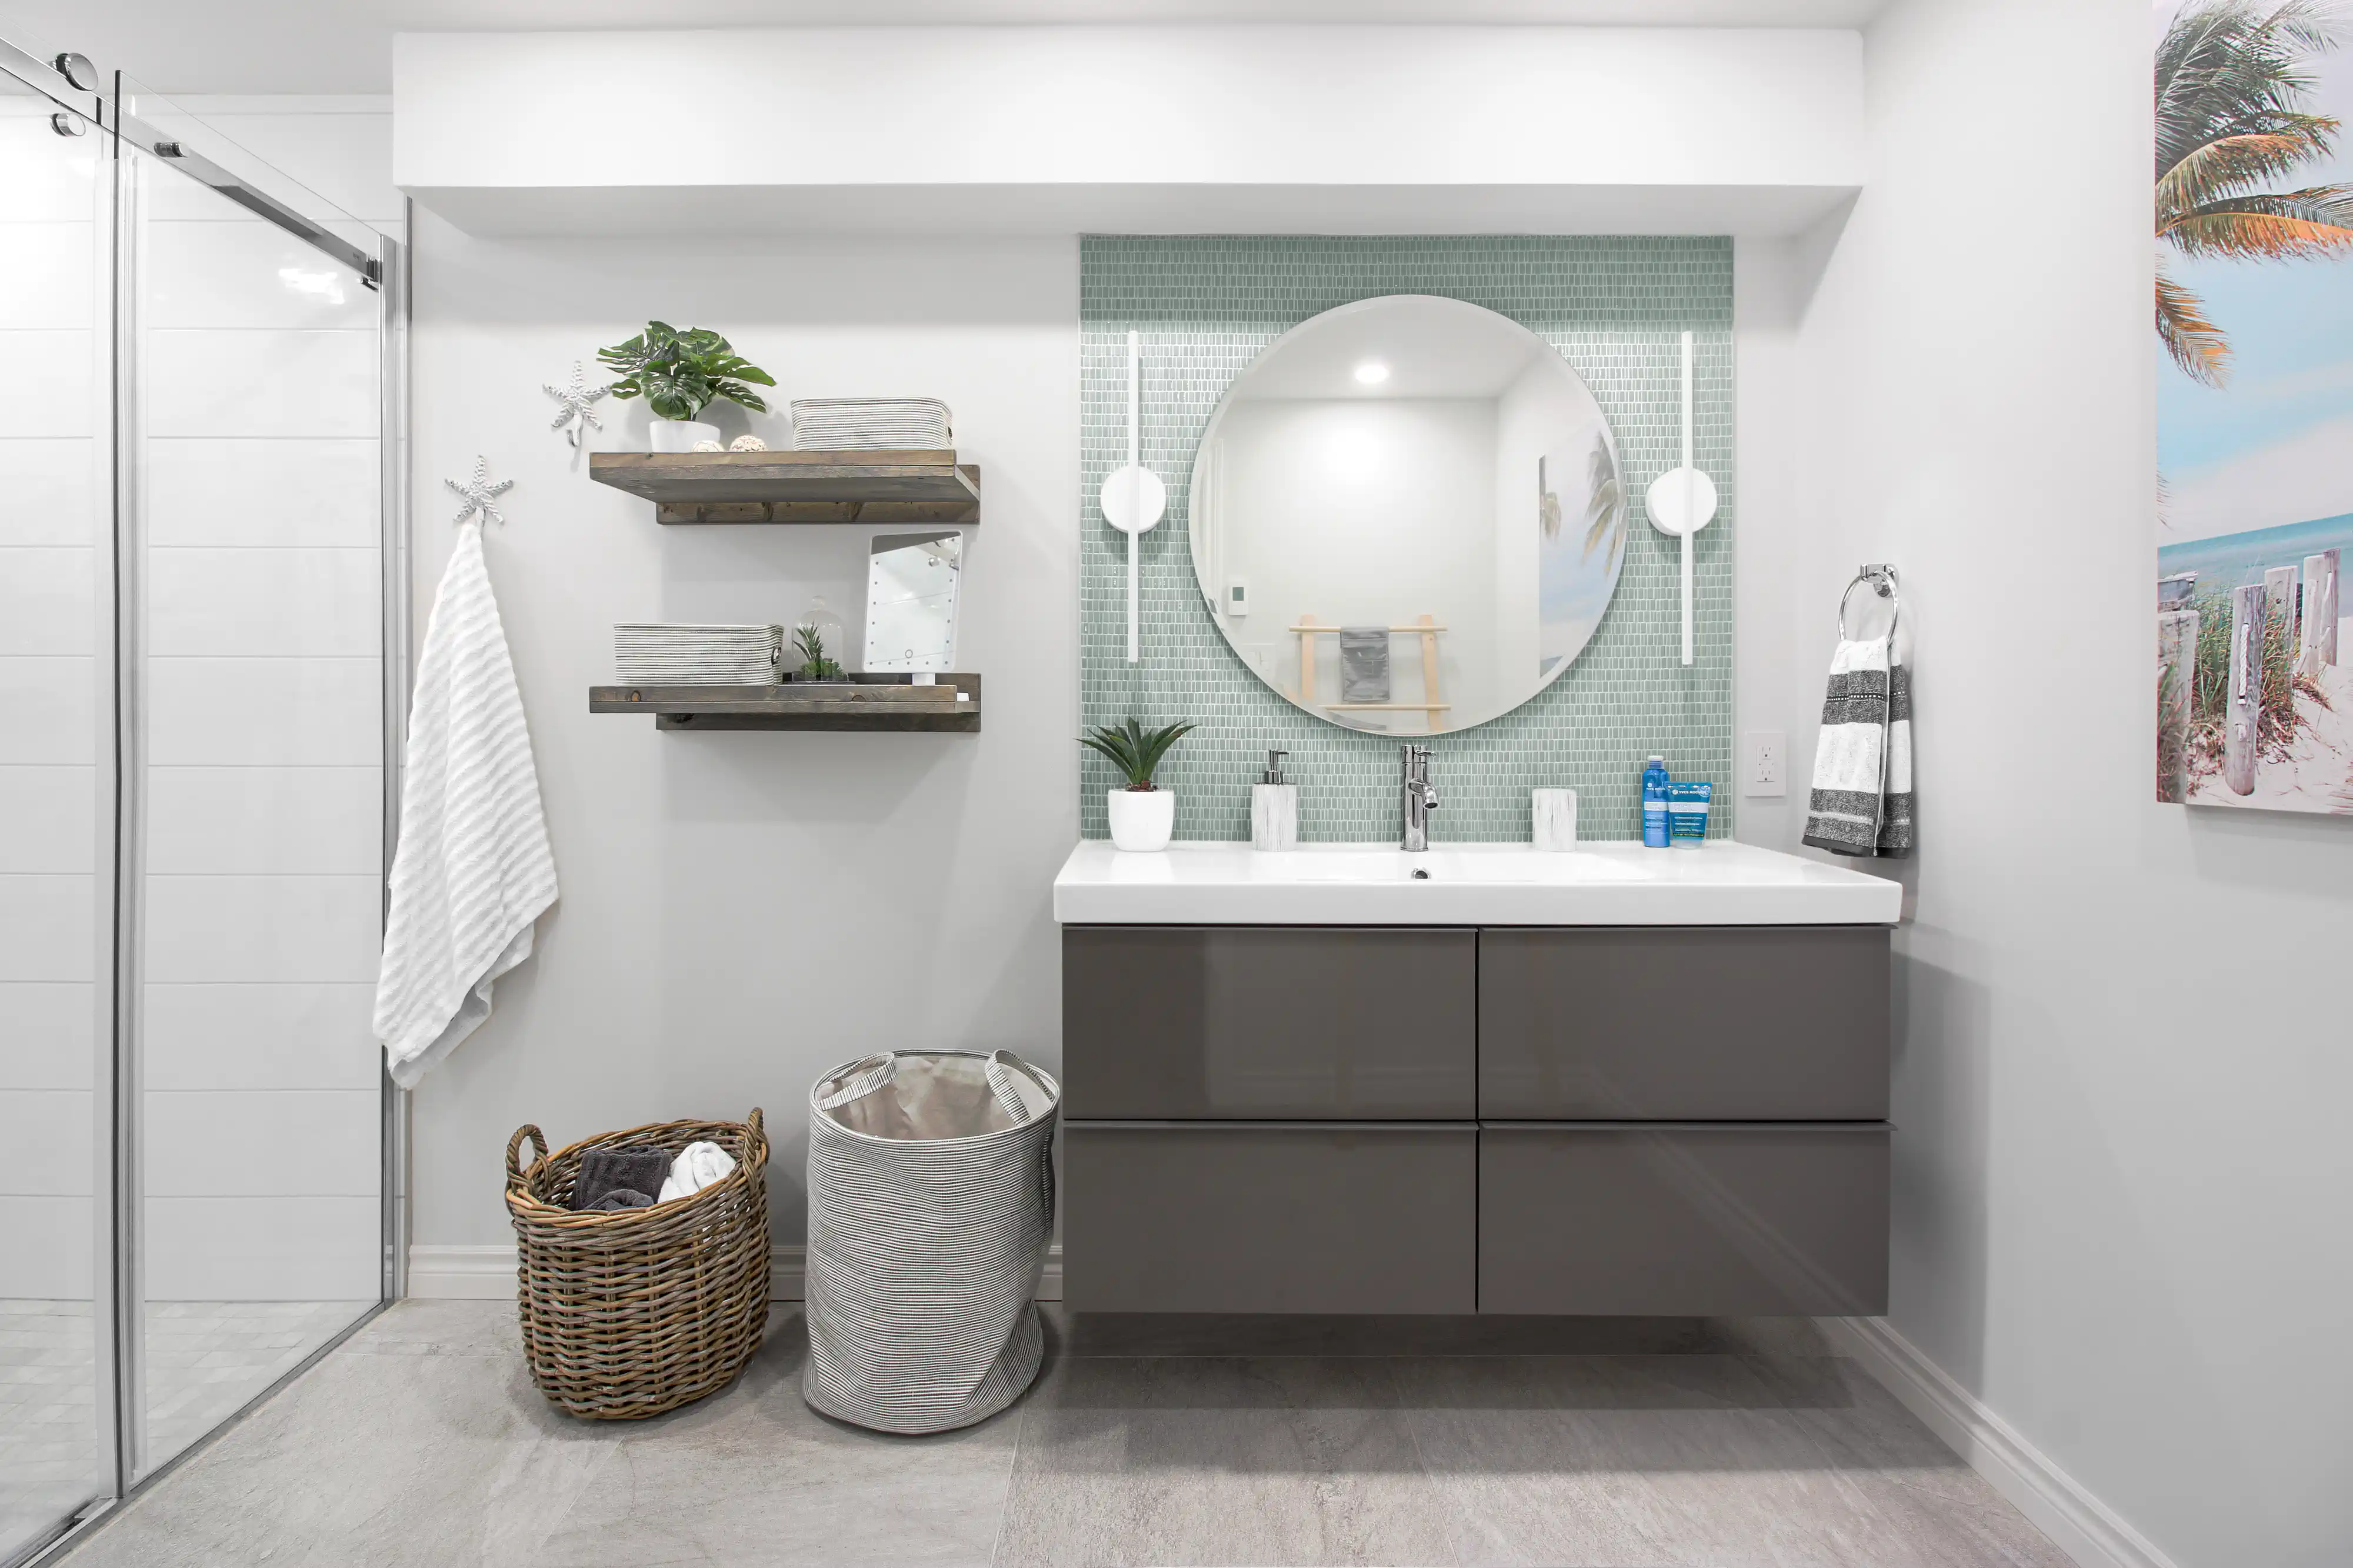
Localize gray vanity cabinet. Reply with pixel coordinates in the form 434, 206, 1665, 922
1061, 926, 1476, 1120
1060, 923, 1891, 1316
1478, 1122, 1890, 1315
1061, 1122, 1477, 1313
1479, 926, 1891, 1121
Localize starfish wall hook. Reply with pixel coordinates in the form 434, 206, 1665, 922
446, 456, 515, 526
543, 362, 612, 448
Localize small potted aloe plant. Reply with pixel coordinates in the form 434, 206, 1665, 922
1081, 718, 1194, 852
598, 321, 776, 453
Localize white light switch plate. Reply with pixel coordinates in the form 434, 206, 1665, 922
1744, 730, 1787, 797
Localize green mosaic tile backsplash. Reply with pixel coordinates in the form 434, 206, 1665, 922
1079, 235, 1733, 843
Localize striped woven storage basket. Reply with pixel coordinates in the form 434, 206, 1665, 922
804, 1051, 1058, 1434
504, 1110, 771, 1420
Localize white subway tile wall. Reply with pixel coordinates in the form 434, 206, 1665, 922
134, 165, 384, 1307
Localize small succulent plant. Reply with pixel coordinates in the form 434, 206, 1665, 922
1080, 718, 1195, 791
793, 622, 844, 680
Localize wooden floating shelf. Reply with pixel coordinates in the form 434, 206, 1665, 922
589, 673, 982, 733
588, 449, 979, 525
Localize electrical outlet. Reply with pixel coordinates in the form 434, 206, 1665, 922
1744, 730, 1787, 797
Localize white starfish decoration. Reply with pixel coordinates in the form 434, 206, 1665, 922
445, 456, 514, 526
543, 362, 612, 448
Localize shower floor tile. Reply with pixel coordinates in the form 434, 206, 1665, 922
0, 1297, 369, 1559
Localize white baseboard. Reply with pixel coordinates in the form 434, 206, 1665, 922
406, 1243, 1064, 1305
1818, 1316, 2178, 1568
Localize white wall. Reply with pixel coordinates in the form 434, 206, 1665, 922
403, 216, 1079, 1257
391, 25, 1864, 238
1746, 2, 2353, 1564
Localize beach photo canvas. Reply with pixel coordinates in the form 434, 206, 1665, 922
2155, 0, 2353, 812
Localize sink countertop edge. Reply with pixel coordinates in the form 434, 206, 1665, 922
1051, 840, 1902, 927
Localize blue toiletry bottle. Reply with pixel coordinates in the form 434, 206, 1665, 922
1642, 755, 1671, 848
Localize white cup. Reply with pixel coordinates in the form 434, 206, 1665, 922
1532, 788, 1577, 851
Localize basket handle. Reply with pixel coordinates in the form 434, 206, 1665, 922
505, 1124, 548, 1187
814, 1053, 896, 1112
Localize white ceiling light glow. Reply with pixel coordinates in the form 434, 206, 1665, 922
1353, 361, 1391, 385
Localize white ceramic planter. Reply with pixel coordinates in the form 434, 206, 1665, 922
1106, 788, 1175, 852
650, 419, 721, 453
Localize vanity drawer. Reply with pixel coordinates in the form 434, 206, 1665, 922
1478, 1122, 1889, 1315
1062, 1121, 1476, 1313
1478, 926, 1890, 1120
1061, 926, 1476, 1119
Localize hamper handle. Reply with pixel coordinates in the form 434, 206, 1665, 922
815, 1053, 897, 1111
505, 1124, 548, 1187
986, 1050, 1045, 1125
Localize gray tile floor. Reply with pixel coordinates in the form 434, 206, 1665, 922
51, 1301, 2071, 1567
1, 1297, 368, 1559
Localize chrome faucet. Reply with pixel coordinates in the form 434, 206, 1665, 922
1400, 745, 1439, 852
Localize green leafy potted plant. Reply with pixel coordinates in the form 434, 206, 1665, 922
1080, 718, 1194, 852
598, 322, 776, 453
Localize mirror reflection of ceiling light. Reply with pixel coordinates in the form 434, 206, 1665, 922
278, 266, 346, 306
1353, 361, 1389, 385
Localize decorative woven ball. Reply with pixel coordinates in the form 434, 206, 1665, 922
730, 435, 769, 452
692, 440, 724, 453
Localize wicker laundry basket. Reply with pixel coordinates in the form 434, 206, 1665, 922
503, 1109, 771, 1420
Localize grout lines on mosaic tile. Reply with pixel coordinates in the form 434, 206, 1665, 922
1078, 235, 1734, 843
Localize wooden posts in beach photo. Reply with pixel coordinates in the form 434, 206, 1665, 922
2265, 565, 2301, 661
2225, 584, 2266, 795
2158, 609, 2198, 803
2301, 549, 2339, 676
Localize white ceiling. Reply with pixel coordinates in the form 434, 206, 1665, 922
12, 0, 1885, 94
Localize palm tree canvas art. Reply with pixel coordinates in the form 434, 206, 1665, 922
2155, 0, 2353, 813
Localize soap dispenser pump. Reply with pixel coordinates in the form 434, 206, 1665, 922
1251, 748, 1298, 852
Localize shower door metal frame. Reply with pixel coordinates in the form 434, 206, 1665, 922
0, 41, 408, 1568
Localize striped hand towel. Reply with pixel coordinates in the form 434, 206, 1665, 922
374, 519, 558, 1086
1802, 636, 1914, 857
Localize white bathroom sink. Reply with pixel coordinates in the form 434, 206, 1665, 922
1053, 840, 1901, 925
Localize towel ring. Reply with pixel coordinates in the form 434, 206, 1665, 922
1838, 563, 1901, 641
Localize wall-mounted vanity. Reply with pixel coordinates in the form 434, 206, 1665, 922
1054, 841, 1899, 1317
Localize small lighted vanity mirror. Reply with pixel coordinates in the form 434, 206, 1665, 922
864, 530, 964, 672
1191, 295, 1625, 733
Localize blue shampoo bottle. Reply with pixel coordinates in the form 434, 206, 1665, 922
1642, 755, 1671, 848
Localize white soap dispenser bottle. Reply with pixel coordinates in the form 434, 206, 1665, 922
1251, 748, 1298, 851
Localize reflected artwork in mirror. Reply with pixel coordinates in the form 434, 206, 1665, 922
865, 530, 964, 672
1189, 295, 1626, 735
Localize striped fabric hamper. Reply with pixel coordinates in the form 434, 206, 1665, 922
804, 1050, 1059, 1434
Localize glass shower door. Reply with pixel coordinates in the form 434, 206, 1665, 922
0, 54, 113, 1566
120, 91, 387, 1482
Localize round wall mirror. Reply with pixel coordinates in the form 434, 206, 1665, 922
1189, 295, 1627, 735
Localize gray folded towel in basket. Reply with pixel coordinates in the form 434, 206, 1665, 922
1339, 626, 1391, 703
571, 1147, 672, 1211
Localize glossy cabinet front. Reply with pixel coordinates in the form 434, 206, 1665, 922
1478, 1122, 1889, 1315
1062, 926, 1475, 1120
1061, 923, 1892, 1315
1480, 926, 1891, 1120
1062, 1122, 1477, 1313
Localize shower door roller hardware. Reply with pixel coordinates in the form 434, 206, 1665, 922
53, 51, 101, 92
49, 111, 87, 137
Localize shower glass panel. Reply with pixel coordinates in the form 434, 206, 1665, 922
119, 79, 388, 1483
0, 59, 111, 1566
